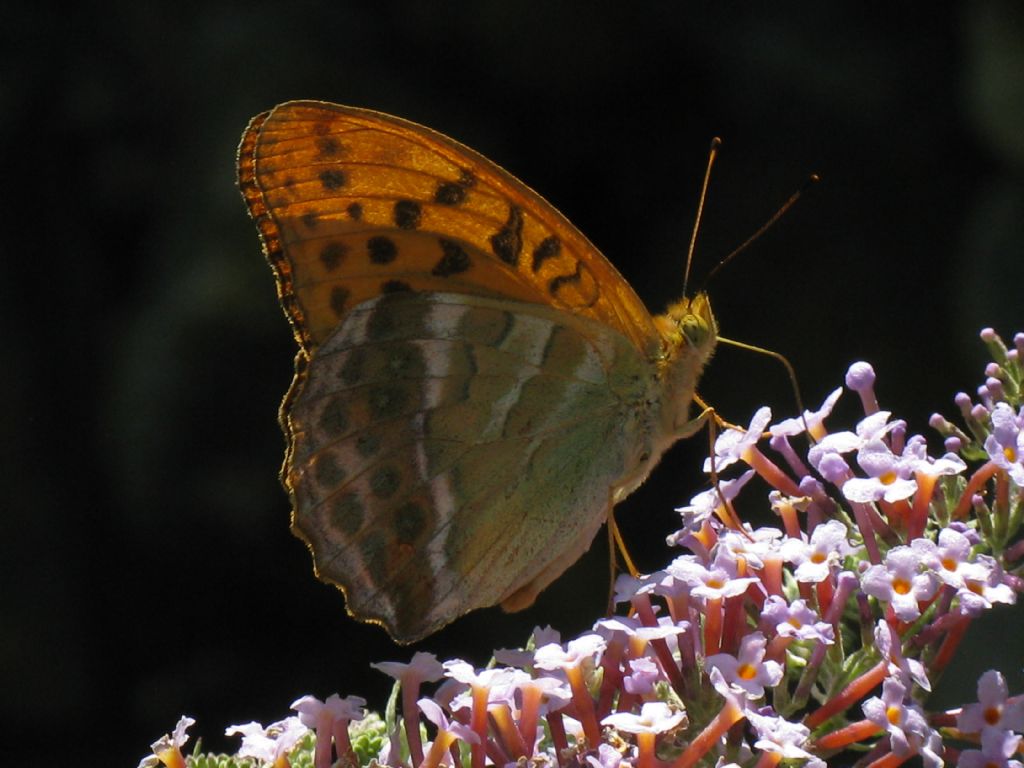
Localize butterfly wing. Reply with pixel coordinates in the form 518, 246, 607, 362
286, 291, 655, 642
237, 101, 659, 354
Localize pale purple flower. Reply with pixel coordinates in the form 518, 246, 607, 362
705, 632, 783, 700
745, 709, 824, 768
686, 558, 759, 602
811, 410, 899, 459
622, 656, 661, 695
372, 651, 444, 686
760, 596, 834, 644
861, 545, 938, 621
494, 626, 560, 668
632, 620, 689, 646
874, 619, 931, 692
959, 728, 1024, 768
601, 701, 687, 734
957, 670, 1024, 734
779, 520, 853, 583
703, 406, 772, 473
291, 693, 366, 728
594, 614, 643, 640
901, 434, 967, 479
810, 448, 855, 485
846, 361, 878, 412
533, 625, 563, 648
985, 402, 1024, 485
442, 659, 524, 695
585, 742, 629, 768
862, 679, 943, 765
449, 668, 532, 714
291, 693, 366, 768
510, 674, 573, 715
533, 633, 607, 672
807, 410, 901, 486
138, 715, 195, 768
418, 698, 479, 744
842, 438, 918, 503
658, 554, 706, 597
912, 527, 975, 589
613, 572, 660, 604
958, 554, 1017, 615
716, 526, 784, 571
670, 470, 754, 536
770, 386, 843, 440
225, 717, 310, 766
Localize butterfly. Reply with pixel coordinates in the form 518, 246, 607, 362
237, 101, 718, 643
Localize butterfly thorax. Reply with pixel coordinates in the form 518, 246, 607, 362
607, 292, 717, 506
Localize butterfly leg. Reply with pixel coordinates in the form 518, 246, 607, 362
676, 399, 747, 532
688, 394, 744, 434
605, 501, 641, 615
675, 401, 716, 440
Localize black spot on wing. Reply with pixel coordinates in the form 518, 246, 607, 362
549, 262, 582, 295
394, 501, 427, 545
490, 205, 524, 266
370, 466, 401, 499
328, 492, 364, 535
548, 260, 600, 308
347, 202, 363, 220
313, 452, 346, 487
317, 397, 349, 435
320, 242, 348, 271
369, 384, 409, 418
432, 239, 472, 277
316, 136, 342, 157
434, 182, 466, 205
319, 169, 346, 190
394, 200, 422, 230
531, 235, 561, 272
368, 236, 398, 264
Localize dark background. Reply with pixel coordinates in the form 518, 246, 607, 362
5, 2, 1024, 765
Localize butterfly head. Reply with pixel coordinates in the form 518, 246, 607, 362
655, 291, 718, 365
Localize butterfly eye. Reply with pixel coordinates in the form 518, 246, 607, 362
681, 313, 711, 347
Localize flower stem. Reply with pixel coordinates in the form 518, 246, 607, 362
671, 695, 745, 768
804, 660, 887, 729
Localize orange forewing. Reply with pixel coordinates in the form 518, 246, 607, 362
237, 101, 658, 354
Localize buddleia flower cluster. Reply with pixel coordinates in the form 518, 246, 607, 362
140, 328, 1024, 768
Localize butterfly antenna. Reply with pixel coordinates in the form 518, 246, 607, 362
699, 173, 820, 292
683, 137, 722, 298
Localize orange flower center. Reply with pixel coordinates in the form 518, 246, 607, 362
984, 705, 1002, 726
886, 705, 903, 725
880, 470, 897, 485
891, 577, 912, 595
737, 663, 757, 680
1004, 445, 1017, 463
